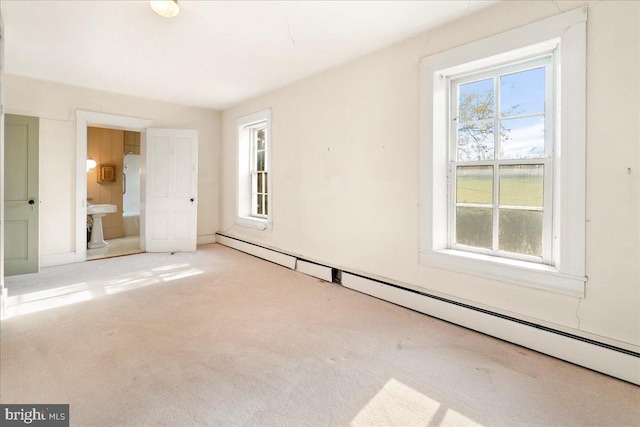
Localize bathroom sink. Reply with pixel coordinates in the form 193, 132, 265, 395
87, 204, 117, 249
87, 204, 117, 215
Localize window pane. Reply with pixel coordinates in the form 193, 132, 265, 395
499, 209, 543, 256
456, 207, 493, 249
264, 173, 268, 194
257, 150, 265, 171
458, 122, 494, 161
456, 166, 493, 204
499, 165, 544, 207
256, 129, 266, 150
257, 194, 263, 215
500, 116, 545, 159
257, 173, 263, 193
500, 67, 545, 117
264, 195, 268, 215
458, 78, 494, 122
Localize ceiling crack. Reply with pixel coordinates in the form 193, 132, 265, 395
286, 16, 297, 58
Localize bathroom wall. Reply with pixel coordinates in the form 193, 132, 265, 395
87, 126, 124, 240
4, 74, 219, 263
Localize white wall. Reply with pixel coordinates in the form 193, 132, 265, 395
4, 74, 219, 259
40, 119, 76, 254
219, 1, 640, 350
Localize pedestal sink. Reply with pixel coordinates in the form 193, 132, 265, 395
87, 204, 117, 249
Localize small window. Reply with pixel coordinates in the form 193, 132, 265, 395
249, 124, 268, 217
237, 109, 271, 230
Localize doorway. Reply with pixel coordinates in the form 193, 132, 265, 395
86, 127, 143, 261
75, 111, 199, 262
75, 111, 154, 263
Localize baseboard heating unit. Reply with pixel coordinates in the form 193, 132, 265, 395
216, 233, 639, 385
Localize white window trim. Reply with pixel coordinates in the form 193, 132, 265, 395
236, 109, 272, 231
419, 8, 587, 297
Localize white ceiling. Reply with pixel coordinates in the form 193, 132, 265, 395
1, 1, 498, 109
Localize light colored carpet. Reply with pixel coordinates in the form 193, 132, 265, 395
86, 235, 143, 261
1, 244, 638, 426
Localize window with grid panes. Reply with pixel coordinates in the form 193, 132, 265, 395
236, 109, 271, 230
450, 56, 553, 263
420, 9, 587, 295
250, 124, 268, 217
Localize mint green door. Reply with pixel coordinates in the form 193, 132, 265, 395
4, 114, 39, 276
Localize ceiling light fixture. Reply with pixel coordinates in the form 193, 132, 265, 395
150, 0, 180, 18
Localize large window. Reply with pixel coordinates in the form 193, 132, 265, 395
419, 8, 587, 296
237, 109, 271, 230
450, 56, 553, 264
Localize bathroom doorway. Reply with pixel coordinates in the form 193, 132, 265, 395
86, 127, 143, 261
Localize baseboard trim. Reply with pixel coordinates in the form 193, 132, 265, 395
0, 287, 7, 320
215, 233, 640, 385
41, 252, 84, 268
197, 234, 217, 245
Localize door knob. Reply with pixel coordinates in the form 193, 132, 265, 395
28, 199, 35, 205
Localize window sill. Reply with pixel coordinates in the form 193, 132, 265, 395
236, 216, 268, 231
420, 249, 585, 297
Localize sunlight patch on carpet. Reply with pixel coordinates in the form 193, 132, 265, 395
350, 378, 482, 426
4, 264, 202, 318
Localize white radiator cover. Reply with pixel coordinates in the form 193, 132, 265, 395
342, 273, 639, 385
216, 234, 639, 385
296, 260, 332, 282
216, 234, 296, 269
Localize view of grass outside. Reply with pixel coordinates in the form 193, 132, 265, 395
453, 63, 548, 257
455, 166, 544, 256
456, 165, 543, 207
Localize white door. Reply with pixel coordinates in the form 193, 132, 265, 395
143, 128, 198, 252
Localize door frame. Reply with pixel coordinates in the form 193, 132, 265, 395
75, 111, 154, 262
1, 9, 6, 317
